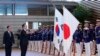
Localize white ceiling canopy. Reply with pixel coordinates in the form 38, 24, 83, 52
50, 0, 82, 2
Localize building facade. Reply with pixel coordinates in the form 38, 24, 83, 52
0, 0, 77, 47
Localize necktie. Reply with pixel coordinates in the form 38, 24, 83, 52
9, 32, 11, 37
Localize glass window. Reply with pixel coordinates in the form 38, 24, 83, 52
49, 6, 54, 16
49, 5, 62, 16
28, 5, 47, 16
7, 4, 13, 15
32, 22, 39, 30
14, 0, 48, 2
15, 4, 28, 15
0, 4, 13, 16
0, 5, 5, 15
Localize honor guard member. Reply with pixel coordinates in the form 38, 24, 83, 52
41, 27, 45, 53
44, 26, 49, 54
42, 26, 47, 53
32, 30, 36, 51
49, 26, 54, 55
40, 28, 44, 53
27, 30, 30, 51
3, 25, 15, 56
20, 24, 29, 56
73, 23, 83, 56
37, 29, 42, 52
31, 30, 35, 51
33, 30, 36, 51
83, 20, 91, 56
76, 23, 83, 54
34, 30, 38, 52
28, 29, 34, 51
30, 29, 35, 51
89, 23, 95, 55
36, 30, 39, 52
36, 30, 40, 52
39, 28, 43, 52
46, 26, 51, 54
95, 19, 100, 56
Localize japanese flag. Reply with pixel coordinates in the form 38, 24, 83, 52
63, 6, 79, 55
53, 8, 63, 51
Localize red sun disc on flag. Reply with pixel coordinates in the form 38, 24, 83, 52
63, 24, 70, 39
55, 24, 60, 36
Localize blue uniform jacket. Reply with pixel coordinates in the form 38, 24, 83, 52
34, 32, 38, 41
83, 29, 91, 43
42, 29, 48, 41
37, 32, 42, 41
89, 29, 95, 41
49, 29, 54, 41
73, 29, 83, 43
47, 29, 54, 41
28, 33, 34, 41
95, 26, 100, 44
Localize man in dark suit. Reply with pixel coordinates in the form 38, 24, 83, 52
3, 25, 15, 56
20, 24, 28, 56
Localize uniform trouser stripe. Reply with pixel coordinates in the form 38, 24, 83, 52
97, 44, 100, 56
84, 42, 91, 56
76, 43, 82, 56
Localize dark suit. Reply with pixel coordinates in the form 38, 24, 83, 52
20, 30, 28, 56
3, 31, 15, 56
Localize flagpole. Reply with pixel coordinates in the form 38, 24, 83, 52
49, 0, 56, 9
62, 1, 76, 56
61, 0, 76, 56
60, 0, 65, 56
49, 1, 57, 56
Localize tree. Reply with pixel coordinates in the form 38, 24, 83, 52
73, 5, 92, 23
